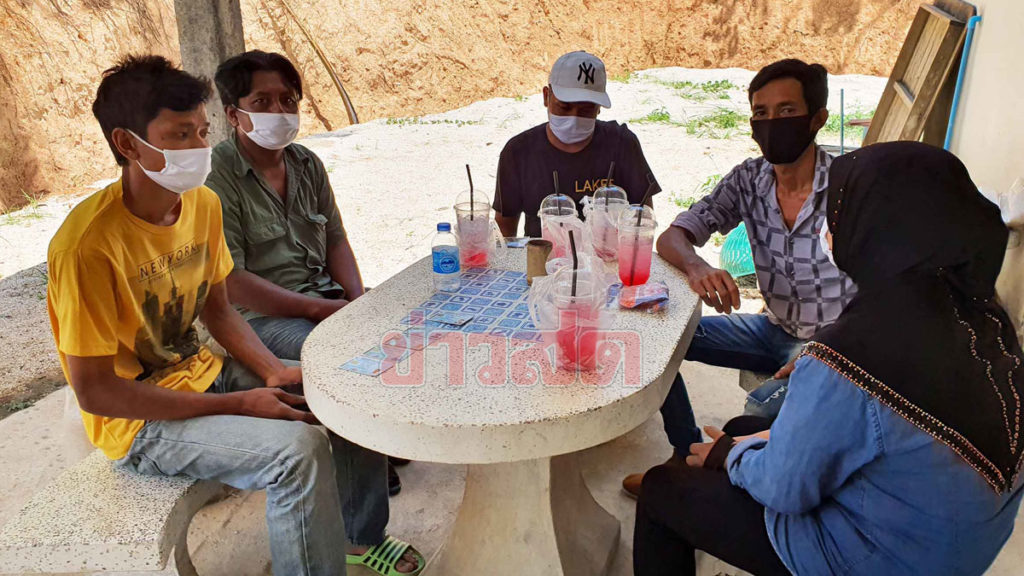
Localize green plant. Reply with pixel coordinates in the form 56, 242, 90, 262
695, 174, 723, 196
671, 174, 722, 209
1, 190, 45, 226
631, 107, 675, 125
683, 108, 748, 139
699, 79, 739, 95
654, 79, 738, 101
670, 195, 696, 209
385, 117, 482, 127
609, 71, 633, 84
822, 108, 875, 134
3, 400, 34, 413
21, 189, 41, 210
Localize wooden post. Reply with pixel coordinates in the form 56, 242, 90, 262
173, 0, 246, 144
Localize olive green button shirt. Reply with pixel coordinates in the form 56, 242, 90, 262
206, 135, 346, 320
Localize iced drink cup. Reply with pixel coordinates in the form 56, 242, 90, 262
618, 205, 657, 287
589, 185, 628, 262
454, 191, 497, 267
539, 193, 580, 260
556, 303, 599, 372
552, 276, 602, 372
527, 266, 606, 373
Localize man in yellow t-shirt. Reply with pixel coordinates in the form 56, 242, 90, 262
47, 56, 421, 576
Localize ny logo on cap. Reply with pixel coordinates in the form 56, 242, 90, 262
578, 62, 595, 85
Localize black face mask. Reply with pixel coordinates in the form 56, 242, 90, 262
750, 115, 817, 165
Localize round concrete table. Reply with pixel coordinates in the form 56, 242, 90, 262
303, 248, 700, 576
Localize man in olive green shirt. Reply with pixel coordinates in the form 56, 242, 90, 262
206, 52, 365, 362
206, 51, 415, 504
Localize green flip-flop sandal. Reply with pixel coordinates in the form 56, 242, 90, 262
346, 535, 425, 576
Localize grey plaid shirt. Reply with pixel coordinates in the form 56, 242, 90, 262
672, 147, 856, 339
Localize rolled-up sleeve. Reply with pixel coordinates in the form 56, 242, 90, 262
670, 164, 748, 246
727, 356, 884, 514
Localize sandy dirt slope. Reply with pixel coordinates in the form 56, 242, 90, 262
0, 0, 918, 211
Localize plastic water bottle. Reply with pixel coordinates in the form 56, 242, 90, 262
432, 222, 461, 291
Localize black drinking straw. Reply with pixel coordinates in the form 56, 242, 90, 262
553, 170, 566, 223
636, 175, 656, 226
568, 229, 579, 296
466, 164, 474, 221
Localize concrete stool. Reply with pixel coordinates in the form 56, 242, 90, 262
0, 450, 223, 575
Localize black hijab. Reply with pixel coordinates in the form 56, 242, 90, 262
807, 142, 1024, 493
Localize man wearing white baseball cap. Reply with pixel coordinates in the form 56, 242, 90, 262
493, 50, 660, 238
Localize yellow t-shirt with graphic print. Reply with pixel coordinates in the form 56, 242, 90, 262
47, 180, 234, 460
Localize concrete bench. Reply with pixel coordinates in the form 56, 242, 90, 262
0, 450, 223, 575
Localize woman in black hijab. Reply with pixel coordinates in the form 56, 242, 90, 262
634, 142, 1024, 576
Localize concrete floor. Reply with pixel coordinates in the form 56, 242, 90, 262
2, 361, 1023, 575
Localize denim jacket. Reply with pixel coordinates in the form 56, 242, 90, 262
728, 356, 1024, 575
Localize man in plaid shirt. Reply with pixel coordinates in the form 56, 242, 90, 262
623, 59, 856, 497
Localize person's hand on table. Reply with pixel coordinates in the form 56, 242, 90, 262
309, 298, 349, 322
238, 388, 318, 424
685, 260, 740, 313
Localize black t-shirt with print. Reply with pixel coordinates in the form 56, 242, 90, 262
493, 120, 661, 238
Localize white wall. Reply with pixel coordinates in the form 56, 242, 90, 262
950, 0, 1023, 195
949, 0, 1024, 338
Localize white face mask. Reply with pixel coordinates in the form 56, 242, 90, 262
128, 130, 212, 195
238, 109, 300, 150
548, 112, 596, 145
819, 219, 836, 267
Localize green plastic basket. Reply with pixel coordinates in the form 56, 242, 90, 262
719, 222, 756, 278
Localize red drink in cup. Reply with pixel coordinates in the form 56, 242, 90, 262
528, 266, 606, 373
617, 205, 657, 287
618, 235, 653, 285
462, 249, 489, 267
456, 213, 491, 267
454, 191, 498, 267
556, 306, 599, 371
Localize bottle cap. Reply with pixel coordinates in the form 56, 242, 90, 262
437, 222, 452, 232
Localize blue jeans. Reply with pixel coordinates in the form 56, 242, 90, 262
660, 314, 805, 449
117, 358, 389, 576
247, 316, 391, 534
248, 316, 319, 361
